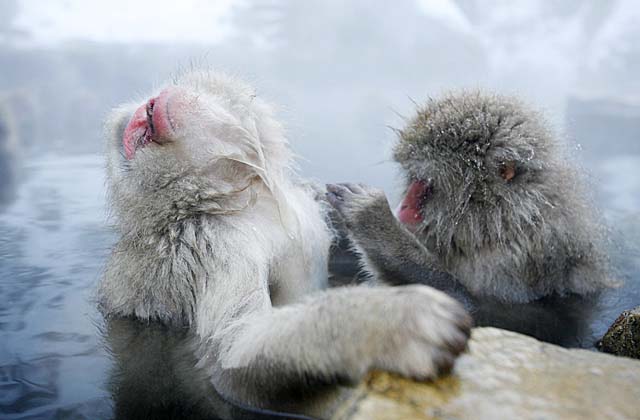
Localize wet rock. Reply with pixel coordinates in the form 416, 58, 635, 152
598, 306, 640, 359
330, 327, 640, 420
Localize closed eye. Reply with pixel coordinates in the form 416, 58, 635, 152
114, 115, 131, 169
115, 117, 129, 151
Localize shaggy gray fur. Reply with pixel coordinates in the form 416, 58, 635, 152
98, 70, 471, 410
329, 91, 613, 303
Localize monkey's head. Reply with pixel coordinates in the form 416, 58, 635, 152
393, 92, 586, 272
105, 71, 294, 231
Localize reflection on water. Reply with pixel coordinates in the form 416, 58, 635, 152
0, 154, 639, 418
0, 110, 17, 209
104, 318, 315, 420
0, 155, 111, 418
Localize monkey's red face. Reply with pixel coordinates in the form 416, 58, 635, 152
120, 85, 244, 164
122, 88, 178, 160
116, 77, 288, 176
395, 179, 432, 230
106, 71, 294, 213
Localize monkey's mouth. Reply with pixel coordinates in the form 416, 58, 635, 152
395, 179, 433, 230
123, 89, 174, 160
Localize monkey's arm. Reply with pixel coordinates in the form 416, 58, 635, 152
197, 253, 470, 407
326, 183, 472, 305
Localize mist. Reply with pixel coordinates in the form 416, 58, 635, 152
1, 0, 638, 200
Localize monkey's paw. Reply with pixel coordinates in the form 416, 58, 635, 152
326, 183, 394, 230
373, 285, 472, 379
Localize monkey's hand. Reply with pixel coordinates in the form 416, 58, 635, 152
326, 183, 395, 234
325, 183, 462, 295
218, 284, 472, 389
326, 182, 423, 279
360, 284, 472, 379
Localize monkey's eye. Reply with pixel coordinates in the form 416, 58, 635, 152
500, 161, 517, 182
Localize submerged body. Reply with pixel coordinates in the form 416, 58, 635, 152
98, 71, 471, 411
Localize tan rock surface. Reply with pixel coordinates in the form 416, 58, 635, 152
331, 327, 640, 420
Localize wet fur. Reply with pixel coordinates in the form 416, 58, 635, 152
395, 92, 612, 301
97, 71, 471, 410
331, 91, 613, 303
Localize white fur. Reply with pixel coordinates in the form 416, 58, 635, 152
98, 70, 471, 409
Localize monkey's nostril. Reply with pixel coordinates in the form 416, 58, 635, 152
146, 99, 156, 134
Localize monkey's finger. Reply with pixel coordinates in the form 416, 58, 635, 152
325, 191, 345, 209
326, 183, 352, 198
326, 191, 341, 201
340, 183, 367, 195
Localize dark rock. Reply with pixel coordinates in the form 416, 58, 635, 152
598, 306, 640, 359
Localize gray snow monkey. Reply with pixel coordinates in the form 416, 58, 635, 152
327, 92, 614, 306
98, 70, 471, 411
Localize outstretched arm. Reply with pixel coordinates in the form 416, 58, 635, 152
326, 183, 473, 306
196, 261, 470, 408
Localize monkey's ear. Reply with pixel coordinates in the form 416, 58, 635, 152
500, 161, 516, 182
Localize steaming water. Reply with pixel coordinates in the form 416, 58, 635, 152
0, 155, 112, 418
0, 153, 639, 418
